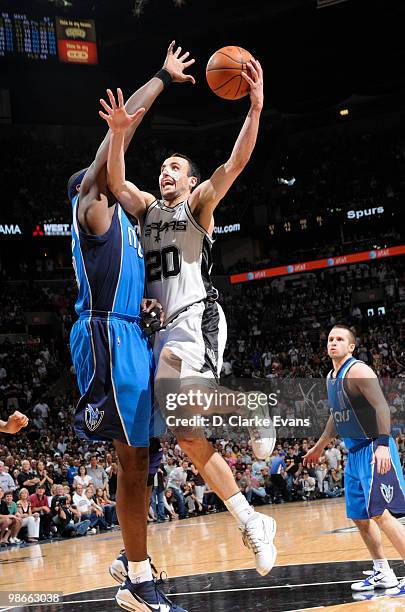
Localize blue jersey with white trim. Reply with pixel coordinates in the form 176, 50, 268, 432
327, 357, 375, 450
71, 195, 144, 317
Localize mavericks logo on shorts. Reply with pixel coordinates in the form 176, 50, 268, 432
380, 483, 394, 504
85, 404, 104, 432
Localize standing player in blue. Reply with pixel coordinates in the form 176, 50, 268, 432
67, 41, 195, 612
304, 324, 405, 597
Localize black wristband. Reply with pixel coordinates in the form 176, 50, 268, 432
155, 68, 172, 88
376, 435, 390, 447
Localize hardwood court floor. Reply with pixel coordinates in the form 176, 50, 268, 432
0, 498, 403, 611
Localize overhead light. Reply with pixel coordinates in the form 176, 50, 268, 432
339, 109, 349, 117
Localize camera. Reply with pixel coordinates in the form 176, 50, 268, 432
54, 494, 68, 507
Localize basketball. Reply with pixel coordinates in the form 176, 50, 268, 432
206, 45, 252, 100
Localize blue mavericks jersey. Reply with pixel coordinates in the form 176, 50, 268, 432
327, 357, 378, 451
71, 195, 144, 317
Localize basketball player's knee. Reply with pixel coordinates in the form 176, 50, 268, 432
117, 446, 148, 480
371, 510, 389, 526
353, 518, 371, 531
177, 437, 213, 461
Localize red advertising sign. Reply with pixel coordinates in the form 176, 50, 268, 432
230, 244, 405, 284
56, 17, 98, 65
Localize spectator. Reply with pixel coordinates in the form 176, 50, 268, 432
151, 464, 166, 523
326, 466, 344, 498
16, 488, 40, 542
163, 489, 178, 520
73, 465, 92, 490
166, 459, 188, 518
51, 492, 90, 538
299, 471, 317, 501
269, 450, 289, 502
0, 461, 16, 493
0, 487, 21, 545
315, 461, 328, 495
324, 442, 341, 471
29, 484, 52, 540
17, 460, 40, 495
94, 487, 117, 527
86, 455, 108, 493
36, 460, 53, 496
107, 462, 118, 501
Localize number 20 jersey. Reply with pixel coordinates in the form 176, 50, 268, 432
141, 199, 218, 322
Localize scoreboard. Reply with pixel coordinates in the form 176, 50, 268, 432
0, 12, 97, 64
0, 13, 57, 61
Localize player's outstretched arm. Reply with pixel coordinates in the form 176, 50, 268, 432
189, 58, 263, 231
99, 87, 155, 219
80, 41, 195, 201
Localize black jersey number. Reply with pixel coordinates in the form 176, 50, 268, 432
146, 246, 181, 282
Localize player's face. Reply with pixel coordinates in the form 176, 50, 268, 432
159, 157, 196, 200
327, 328, 355, 359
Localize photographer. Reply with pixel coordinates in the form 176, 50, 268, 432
51, 493, 90, 538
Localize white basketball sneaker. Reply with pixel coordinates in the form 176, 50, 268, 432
239, 512, 277, 576
240, 392, 276, 460
351, 568, 398, 591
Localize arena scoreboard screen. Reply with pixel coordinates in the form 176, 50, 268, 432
0, 12, 97, 64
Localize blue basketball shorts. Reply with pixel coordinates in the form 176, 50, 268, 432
70, 310, 164, 448
345, 437, 405, 520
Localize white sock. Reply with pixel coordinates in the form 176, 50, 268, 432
373, 558, 390, 573
128, 559, 153, 584
225, 492, 255, 525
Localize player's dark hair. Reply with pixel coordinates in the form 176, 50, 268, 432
67, 167, 88, 202
331, 324, 356, 345
171, 152, 201, 188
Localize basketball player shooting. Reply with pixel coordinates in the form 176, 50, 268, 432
303, 325, 405, 597
68, 41, 195, 612
103, 55, 277, 579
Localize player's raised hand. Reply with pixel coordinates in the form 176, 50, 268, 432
163, 40, 196, 85
371, 445, 391, 475
99, 88, 146, 133
4, 411, 29, 434
241, 57, 264, 110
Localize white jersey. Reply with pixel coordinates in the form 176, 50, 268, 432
141, 199, 218, 321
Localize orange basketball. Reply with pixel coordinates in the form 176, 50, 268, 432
206, 45, 252, 100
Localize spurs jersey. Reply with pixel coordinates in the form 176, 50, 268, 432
141, 199, 218, 321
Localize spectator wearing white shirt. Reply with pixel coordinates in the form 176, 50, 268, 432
86, 455, 108, 493
299, 471, 316, 501
167, 460, 188, 518
33, 399, 49, 420
0, 461, 16, 492
324, 442, 341, 470
73, 466, 92, 490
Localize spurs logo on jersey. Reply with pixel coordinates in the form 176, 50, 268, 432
144, 219, 187, 243
141, 199, 218, 321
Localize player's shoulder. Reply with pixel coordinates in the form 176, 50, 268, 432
347, 360, 377, 379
